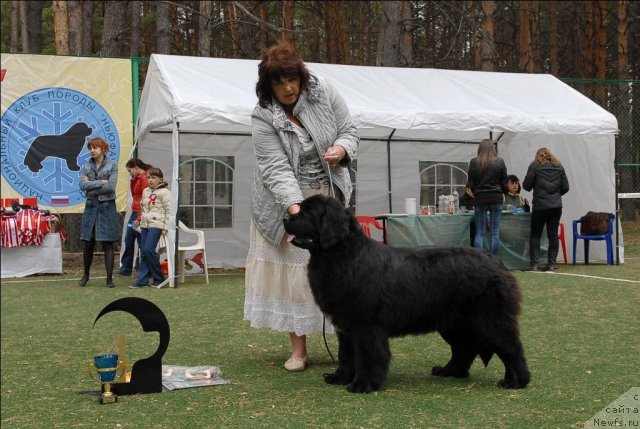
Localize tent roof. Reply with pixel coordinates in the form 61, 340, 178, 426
136, 54, 618, 142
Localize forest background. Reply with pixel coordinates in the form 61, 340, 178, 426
1, 0, 639, 252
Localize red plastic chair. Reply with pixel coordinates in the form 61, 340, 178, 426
355, 216, 385, 243
558, 222, 568, 264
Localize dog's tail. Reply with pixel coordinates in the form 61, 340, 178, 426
479, 350, 494, 367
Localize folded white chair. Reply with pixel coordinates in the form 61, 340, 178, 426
177, 221, 209, 284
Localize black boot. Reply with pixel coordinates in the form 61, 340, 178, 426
79, 239, 94, 287
104, 242, 115, 288
543, 247, 559, 272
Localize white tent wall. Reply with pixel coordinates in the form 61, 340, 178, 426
135, 54, 621, 269
139, 132, 255, 268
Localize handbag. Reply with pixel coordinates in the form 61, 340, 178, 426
579, 211, 612, 235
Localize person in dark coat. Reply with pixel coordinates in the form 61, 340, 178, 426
522, 147, 570, 272
79, 137, 120, 288
467, 139, 508, 255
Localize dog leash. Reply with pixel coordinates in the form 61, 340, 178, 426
322, 156, 337, 364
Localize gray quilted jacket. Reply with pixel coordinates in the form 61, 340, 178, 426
249, 75, 359, 245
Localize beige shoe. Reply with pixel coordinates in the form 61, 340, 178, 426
284, 355, 309, 372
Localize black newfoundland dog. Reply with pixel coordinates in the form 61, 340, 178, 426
283, 194, 530, 393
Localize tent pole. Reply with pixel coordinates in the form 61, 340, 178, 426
614, 134, 620, 265
174, 121, 181, 287
386, 129, 396, 213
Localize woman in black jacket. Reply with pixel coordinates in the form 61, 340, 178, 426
522, 147, 570, 272
467, 139, 508, 255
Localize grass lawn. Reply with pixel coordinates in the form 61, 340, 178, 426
1, 250, 639, 428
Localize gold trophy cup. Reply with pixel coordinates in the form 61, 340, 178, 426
88, 353, 124, 404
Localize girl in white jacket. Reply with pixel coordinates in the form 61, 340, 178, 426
131, 167, 171, 288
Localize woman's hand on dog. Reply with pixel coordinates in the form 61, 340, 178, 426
288, 204, 300, 215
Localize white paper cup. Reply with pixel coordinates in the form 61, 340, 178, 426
404, 198, 417, 215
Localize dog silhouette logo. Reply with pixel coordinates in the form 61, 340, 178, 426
1, 87, 120, 207
24, 122, 93, 173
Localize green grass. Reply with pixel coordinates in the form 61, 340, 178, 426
2, 257, 639, 428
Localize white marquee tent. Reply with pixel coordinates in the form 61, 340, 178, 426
134, 54, 620, 269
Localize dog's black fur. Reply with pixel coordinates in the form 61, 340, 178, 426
283, 194, 530, 393
24, 122, 92, 173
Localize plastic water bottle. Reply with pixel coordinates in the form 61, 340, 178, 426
452, 190, 459, 213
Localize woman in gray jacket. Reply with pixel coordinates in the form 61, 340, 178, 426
79, 137, 120, 288
522, 147, 570, 272
244, 43, 358, 372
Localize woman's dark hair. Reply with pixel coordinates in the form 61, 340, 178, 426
506, 174, 522, 193
147, 167, 164, 180
125, 157, 150, 170
256, 43, 311, 108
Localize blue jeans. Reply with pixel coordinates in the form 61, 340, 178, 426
119, 212, 140, 274
474, 204, 503, 255
136, 227, 165, 286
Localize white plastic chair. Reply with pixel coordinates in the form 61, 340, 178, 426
177, 221, 209, 284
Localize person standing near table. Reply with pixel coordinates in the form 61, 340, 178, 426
467, 139, 508, 255
119, 158, 151, 276
522, 147, 569, 272
243, 42, 359, 372
79, 137, 120, 288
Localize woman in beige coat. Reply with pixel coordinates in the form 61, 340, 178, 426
131, 167, 171, 288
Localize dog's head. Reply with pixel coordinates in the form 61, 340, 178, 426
283, 194, 352, 251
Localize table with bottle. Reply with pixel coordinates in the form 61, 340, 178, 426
376, 206, 547, 270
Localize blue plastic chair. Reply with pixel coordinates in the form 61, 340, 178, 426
572, 214, 615, 265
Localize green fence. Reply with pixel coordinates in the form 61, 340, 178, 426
562, 78, 640, 223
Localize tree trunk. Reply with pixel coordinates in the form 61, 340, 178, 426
156, 1, 171, 54
225, 2, 240, 57
595, 1, 607, 81
357, 1, 366, 65
81, 1, 93, 55
617, 0, 629, 80
52, 1, 69, 55
529, 0, 540, 72
10, 1, 19, 53
68, 1, 82, 56
572, 1, 583, 77
19, 0, 28, 52
130, 0, 141, 57
549, 1, 558, 76
281, 0, 293, 44
198, 0, 212, 57
24, 0, 44, 53
519, 1, 533, 72
101, 0, 128, 57
480, 0, 495, 71
584, 1, 594, 78
376, 0, 412, 67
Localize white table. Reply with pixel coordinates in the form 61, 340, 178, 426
1, 233, 63, 278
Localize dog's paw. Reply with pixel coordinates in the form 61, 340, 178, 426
497, 378, 527, 389
431, 365, 469, 378
347, 380, 379, 394
323, 372, 351, 385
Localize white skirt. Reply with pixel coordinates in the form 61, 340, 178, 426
243, 189, 334, 336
